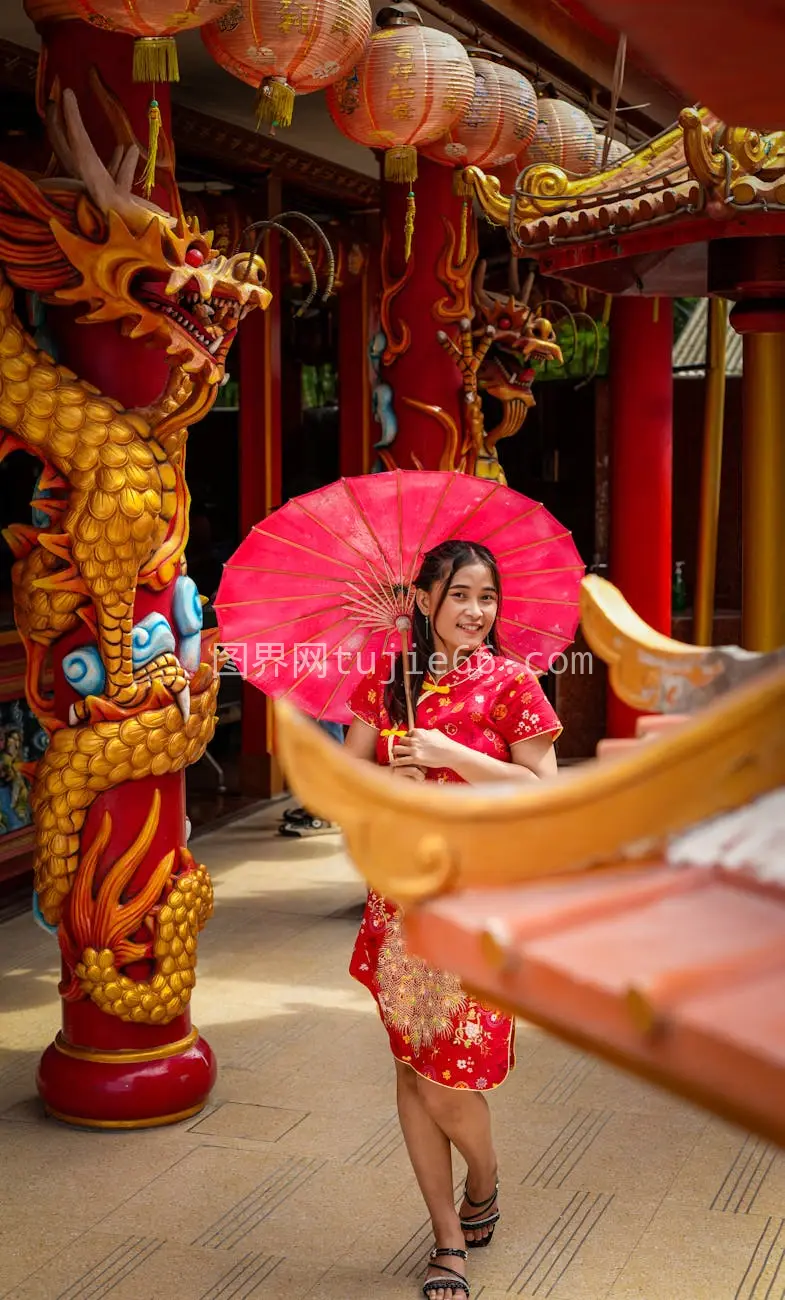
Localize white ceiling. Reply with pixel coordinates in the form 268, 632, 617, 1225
1, 0, 384, 178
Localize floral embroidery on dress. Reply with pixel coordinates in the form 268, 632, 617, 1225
454, 1009, 489, 1053
346, 649, 561, 1093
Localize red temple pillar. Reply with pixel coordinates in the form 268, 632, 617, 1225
377, 158, 468, 471
25, 16, 217, 1125
37, 20, 173, 406
339, 251, 373, 477
239, 176, 283, 797
607, 296, 674, 737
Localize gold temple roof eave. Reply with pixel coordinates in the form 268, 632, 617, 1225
459, 110, 706, 227
461, 108, 785, 246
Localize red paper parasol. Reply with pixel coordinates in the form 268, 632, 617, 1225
215, 470, 584, 723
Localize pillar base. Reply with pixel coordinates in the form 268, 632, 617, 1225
37, 1028, 216, 1129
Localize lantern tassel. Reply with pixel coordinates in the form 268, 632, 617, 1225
458, 199, 468, 263
256, 78, 295, 129
404, 188, 416, 263
385, 145, 418, 185
133, 37, 179, 84
141, 99, 161, 199
453, 168, 474, 198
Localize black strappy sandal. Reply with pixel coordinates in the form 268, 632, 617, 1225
422, 1247, 469, 1298
459, 1181, 500, 1249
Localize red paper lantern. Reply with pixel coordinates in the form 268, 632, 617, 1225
202, 0, 373, 128
522, 99, 597, 176
26, 1, 238, 195
27, 0, 238, 80
595, 135, 632, 169
326, 6, 475, 184
421, 51, 537, 171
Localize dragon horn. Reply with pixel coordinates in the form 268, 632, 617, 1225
60, 88, 116, 213
44, 88, 81, 181
85, 66, 184, 223
519, 261, 536, 307
473, 257, 492, 306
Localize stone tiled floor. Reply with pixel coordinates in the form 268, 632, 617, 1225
1, 803, 784, 1299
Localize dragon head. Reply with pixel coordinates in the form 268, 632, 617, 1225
473, 259, 563, 441
48, 91, 270, 384
0, 85, 269, 388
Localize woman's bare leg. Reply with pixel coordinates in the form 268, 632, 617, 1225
415, 1077, 499, 1246
394, 1061, 467, 1299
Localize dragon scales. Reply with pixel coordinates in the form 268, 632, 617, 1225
0, 85, 270, 1125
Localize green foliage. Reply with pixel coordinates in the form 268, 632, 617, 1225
674, 297, 698, 343
534, 318, 610, 383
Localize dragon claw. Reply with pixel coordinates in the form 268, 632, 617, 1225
175, 682, 191, 722
68, 661, 192, 726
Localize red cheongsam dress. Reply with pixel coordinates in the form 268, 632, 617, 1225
347, 648, 562, 1091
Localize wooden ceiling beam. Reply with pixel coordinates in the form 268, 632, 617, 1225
171, 105, 379, 209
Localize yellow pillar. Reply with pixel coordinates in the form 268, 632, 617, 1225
694, 298, 727, 646
741, 332, 785, 651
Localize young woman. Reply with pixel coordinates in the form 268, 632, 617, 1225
344, 540, 561, 1300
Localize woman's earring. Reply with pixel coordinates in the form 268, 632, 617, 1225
425, 615, 430, 639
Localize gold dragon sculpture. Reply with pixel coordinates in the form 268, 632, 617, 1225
0, 84, 271, 1025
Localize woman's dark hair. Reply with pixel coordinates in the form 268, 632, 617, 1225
385, 540, 501, 726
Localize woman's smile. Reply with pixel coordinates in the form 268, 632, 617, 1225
427, 561, 499, 664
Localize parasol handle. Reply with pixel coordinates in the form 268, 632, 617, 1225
396, 615, 416, 732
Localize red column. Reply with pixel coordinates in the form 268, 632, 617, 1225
238, 177, 283, 797
27, 18, 215, 1125
38, 21, 172, 408
339, 256, 373, 477
607, 296, 673, 737
378, 158, 466, 471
